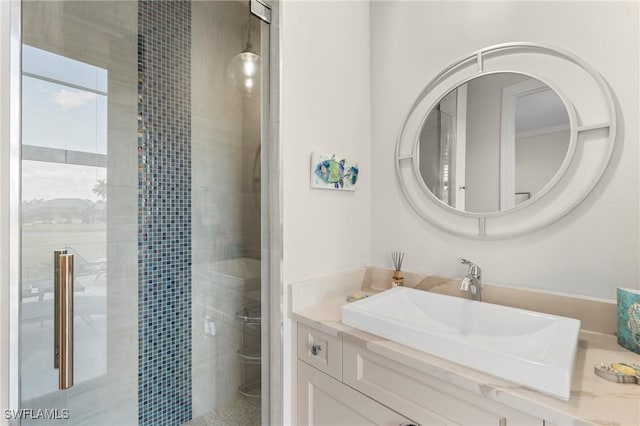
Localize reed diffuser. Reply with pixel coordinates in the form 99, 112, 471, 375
391, 251, 405, 287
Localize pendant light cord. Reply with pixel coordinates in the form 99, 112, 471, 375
245, 15, 253, 52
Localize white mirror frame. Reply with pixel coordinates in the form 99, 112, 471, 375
395, 42, 616, 239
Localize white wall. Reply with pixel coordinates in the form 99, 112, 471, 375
281, 0, 371, 423
281, 0, 371, 285
371, 1, 639, 299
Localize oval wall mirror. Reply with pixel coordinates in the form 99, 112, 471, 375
395, 43, 616, 239
418, 72, 571, 214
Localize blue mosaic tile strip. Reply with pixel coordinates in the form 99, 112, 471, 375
137, 1, 192, 424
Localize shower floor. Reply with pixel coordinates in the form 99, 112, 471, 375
183, 395, 261, 426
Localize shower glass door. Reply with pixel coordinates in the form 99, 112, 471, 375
17, 1, 270, 425
19, 1, 139, 424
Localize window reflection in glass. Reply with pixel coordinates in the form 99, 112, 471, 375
21, 45, 108, 400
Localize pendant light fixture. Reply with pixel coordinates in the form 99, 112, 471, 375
228, 14, 261, 96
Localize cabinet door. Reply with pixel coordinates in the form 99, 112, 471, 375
298, 360, 415, 426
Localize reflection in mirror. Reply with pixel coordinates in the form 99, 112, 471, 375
418, 73, 570, 214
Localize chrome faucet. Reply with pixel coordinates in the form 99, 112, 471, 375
458, 258, 482, 301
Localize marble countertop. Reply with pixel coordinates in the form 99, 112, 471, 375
292, 292, 640, 426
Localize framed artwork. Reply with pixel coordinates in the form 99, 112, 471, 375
311, 152, 359, 191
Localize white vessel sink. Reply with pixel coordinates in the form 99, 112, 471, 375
341, 286, 580, 400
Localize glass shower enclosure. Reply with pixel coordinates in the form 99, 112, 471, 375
14, 1, 270, 424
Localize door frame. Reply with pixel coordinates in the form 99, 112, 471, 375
499, 78, 548, 210
1, 0, 22, 423
264, 1, 285, 425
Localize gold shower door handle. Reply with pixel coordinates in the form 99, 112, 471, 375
54, 250, 74, 390
53, 249, 65, 370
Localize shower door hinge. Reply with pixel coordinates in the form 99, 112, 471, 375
251, 0, 272, 24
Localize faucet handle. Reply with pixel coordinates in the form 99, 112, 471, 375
458, 258, 481, 279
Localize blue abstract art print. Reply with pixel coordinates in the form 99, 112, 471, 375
311, 152, 359, 191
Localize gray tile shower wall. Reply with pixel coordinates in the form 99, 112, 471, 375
137, 1, 192, 424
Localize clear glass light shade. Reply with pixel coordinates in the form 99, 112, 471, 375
228, 51, 261, 96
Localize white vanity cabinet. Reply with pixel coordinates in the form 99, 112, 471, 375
297, 323, 544, 426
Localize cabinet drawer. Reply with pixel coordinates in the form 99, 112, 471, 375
343, 342, 541, 426
298, 360, 414, 426
298, 323, 343, 380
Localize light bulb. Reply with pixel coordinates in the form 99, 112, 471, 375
243, 59, 256, 77
228, 51, 261, 96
